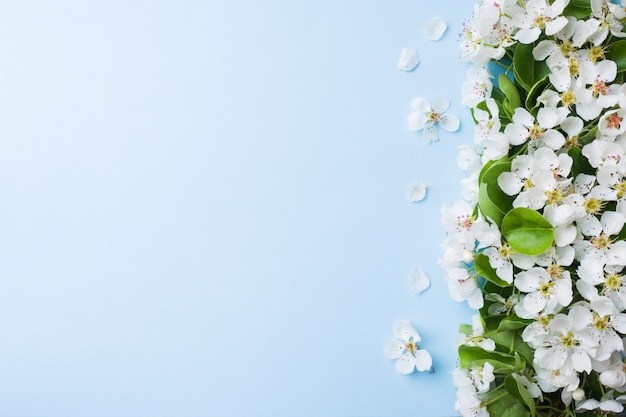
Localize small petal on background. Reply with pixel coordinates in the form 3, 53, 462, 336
393, 320, 420, 341
409, 268, 431, 293
439, 113, 460, 132
424, 17, 447, 41
414, 349, 433, 372
423, 123, 438, 142
398, 47, 420, 71
406, 183, 427, 202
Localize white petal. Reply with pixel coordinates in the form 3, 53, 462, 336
384, 339, 405, 359
601, 211, 626, 236
414, 349, 432, 371
561, 116, 584, 137
440, 113, 460, 132
393, 320, 420, 341
424, 17, 447, 41
542, 130, 566, 150
504, 123, 529, 146
431, 95, 450, 113
545, 16, 569, 35
398, 48, 420, 71
516, 27, 542, 44
498, 172, 524, 195
571, 348, 592, 373
538, 107, 559, 128
523, 291, 547, 314
395, 352, 416, 374
555, 224, 577, 247
423, 123, 439, 143
408, 112, 428, 131
410, 96, 431, 112
408, 268, 430, 293
533, 40, 556, 61
405, 183, 427, 202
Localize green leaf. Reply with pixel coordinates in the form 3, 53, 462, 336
513, 44, 533, 91
475, 253, 510, 287
497, 316, 531, 331
480, 158, 511, 185
513, 43, 550, 93
525, 74, 549, 111
458, 323, 473, 335
487, 393, 523, 417
562, 0, 592, 19
490, 330, 534, 364
501, 208, 554, 256
568, 146, 594, 176
501, 402, 529, 417
478, 158, 514, 226
499, 73, 522, 115
458, 345, 519, 373
479, 183, 514, 226
505, 374, 536, 417
606, 40, 626, 73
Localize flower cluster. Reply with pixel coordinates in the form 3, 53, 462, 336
443, 0, 626, 416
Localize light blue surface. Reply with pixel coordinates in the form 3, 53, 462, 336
0, 1, 475, 416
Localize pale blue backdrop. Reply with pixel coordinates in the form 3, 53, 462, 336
0, 1, 475, 416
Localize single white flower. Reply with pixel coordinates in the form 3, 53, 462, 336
533, 312, 598, 374
424, 17, 447, 41
456, 315, 496, 351
599, 109, 626, 137
405, 183, 427, 202
384, 320, 433, 374
512, 0, 570, 44
397, 48, 420, 71
445, 267, 484, 309
408, 96, 460, 143
462, 66, 493, 108
514, 266, 573, 316
408, 268, 430, 293
504, 107, 568, 150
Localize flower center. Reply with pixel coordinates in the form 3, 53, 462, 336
569, 58, 579, 77
605, 273, 622, 291
561, 90, 576, 107
405, 339, 419, 356
427, 111, 442, 123
615, 181, 626, 198
529, 123, 545, 140
538, 314, 553, 328
457, 214, 475, 231
539, 281, 555, 296
593, 313, 610, 331
534, 15, 547, 29
545, 188, 564, 204
591, 233, 611, 250
559, 40, 575, 57
564, 135, 579, 149
589, 45, 606, 64
592, 79, 609, 97
607, 112, 623, 130
523, 178, 534, 191
559, 331, 578, 349
583, 197, 604, 214
547, 263, 563, 279
497, 244, 514, 260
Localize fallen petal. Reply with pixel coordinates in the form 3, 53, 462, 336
425, 17, 447, 41
406, 183, 427, 202
398, 47, 420, 71
409, 268, 430, 293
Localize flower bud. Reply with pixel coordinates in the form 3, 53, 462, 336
572, 388, 585, 401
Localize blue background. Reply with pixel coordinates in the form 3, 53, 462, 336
0, 1, 474, 416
